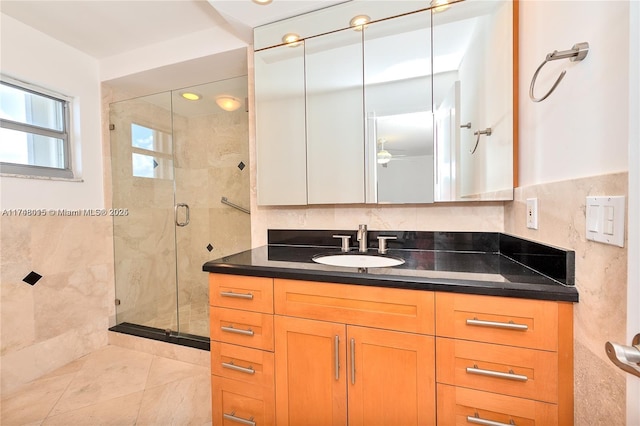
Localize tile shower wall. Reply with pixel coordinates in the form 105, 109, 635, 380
504, 172, 628, 425
0, 215, 114, 395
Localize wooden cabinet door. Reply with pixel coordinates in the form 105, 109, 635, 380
274, 315, 347, 426
347, 326, 436, 426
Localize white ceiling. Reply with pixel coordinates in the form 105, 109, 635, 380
0, 0, 345, 60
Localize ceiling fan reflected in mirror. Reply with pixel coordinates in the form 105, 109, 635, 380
377, 138, 392, 166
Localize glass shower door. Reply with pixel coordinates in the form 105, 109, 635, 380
171, 77, 251, 337
110, 92, 179, 332
110, 76, 251, 341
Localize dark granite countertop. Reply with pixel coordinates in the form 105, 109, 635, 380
202, 231, 579, 303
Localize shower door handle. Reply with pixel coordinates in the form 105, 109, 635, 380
175, 203, 190, 227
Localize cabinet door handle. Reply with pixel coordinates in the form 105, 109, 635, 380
221, 325, 254, 336
466, 318, 528, 331
466, 365, 528, 382
220, 291, 254, 300
334, 335, 340, 380
222, 361, 255, 375
223, 411, 256, 426
467, 414, 516, 426
350, 338, 356, 385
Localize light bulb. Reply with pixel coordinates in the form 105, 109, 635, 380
349, 15, 370, 31
216, 96, 242, 112
431, 0, 451, 13
282, 33, 302, 47
181, 92, 200, 101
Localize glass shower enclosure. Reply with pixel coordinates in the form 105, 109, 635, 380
109, 77, 251, 347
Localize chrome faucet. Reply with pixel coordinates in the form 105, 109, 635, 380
357, 224, 368, 252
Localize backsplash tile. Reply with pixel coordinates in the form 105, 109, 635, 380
504, 172, 628, 425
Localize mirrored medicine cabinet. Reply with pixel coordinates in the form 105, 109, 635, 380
254, 0, 517, 206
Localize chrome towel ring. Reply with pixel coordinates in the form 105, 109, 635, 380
529, 42, 589, 102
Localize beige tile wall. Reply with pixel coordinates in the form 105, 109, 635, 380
504, 172, 628, 425
0, 214, 114, 395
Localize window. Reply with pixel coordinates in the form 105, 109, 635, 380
131, 123, 173, 179
0, 78, 72, 178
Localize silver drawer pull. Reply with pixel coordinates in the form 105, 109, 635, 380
466, 365, 528, 382
466, 318, 528, 331
224, 411, 256, 426
220, 291, 254, 300
467, 413, 515, 426
222, 361, 255, 375
221, 325, 255, 336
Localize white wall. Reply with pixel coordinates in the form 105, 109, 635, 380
99, 26, 247, 82
0, 14, 104, 209
519, 0, 629, 186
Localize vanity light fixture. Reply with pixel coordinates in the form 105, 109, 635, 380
282, 33, 302, 47
430, 0, 451, 13
215, 96, 242, 112
252, 0, 272, 4
349, 14, 371, 31
181, 92, 201, 101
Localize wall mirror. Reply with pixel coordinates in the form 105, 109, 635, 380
254, 0, 516, 205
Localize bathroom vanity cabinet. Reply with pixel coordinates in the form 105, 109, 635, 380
209, 274, 275, 425
208, 273, 574, 425
434, 292, 574, 425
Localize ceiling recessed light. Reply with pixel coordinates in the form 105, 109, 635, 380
282, 33, 302, 47
430, 0, 451, 13
349, 15, 371, 31
252, 0, 273, 4
181, 92, 201, 101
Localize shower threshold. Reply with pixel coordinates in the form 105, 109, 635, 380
109, 322, 210, 351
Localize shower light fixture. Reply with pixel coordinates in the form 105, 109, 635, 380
349, 15, 371, 31
181, 92, 201, 101
252, 0, 272, 4
216, 96, 242, 112
282, 33, 302, 47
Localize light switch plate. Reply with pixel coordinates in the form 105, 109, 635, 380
586, 196, 625, 247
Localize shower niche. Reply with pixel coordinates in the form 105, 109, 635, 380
109, 77, 251, 347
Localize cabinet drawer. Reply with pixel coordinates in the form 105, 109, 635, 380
435, 293, 564, 351
210, 273, 274, 314
274, 279, 434, 334
212, 376, 275, 426
211, 307, 274, 351
212, 342, 275, 388
436, 338, 558, 403
437, 384, 558, 426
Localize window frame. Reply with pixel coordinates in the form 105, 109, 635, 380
0, 76, 74, 179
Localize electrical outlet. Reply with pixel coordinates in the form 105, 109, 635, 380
526, 198, 538, 229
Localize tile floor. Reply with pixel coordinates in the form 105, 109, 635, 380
0, 344, 212, 425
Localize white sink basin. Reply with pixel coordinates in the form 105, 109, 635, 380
312, 253, 405, 268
